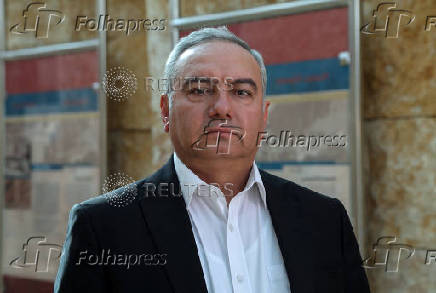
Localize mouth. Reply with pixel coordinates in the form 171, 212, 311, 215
204, 126, 245, 140
191, 119, 246, 152
205, 127, 235, 134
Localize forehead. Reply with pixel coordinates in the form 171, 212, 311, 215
175, 41, 261, 81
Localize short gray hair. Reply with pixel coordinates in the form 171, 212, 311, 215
163, 27, 267, 103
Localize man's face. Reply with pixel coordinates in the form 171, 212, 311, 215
161, 41, 270, 161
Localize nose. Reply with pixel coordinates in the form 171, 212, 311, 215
208, 87, 232, 119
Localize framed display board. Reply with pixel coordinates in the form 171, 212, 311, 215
0, 0, 107, 291
171, 0, 364, 251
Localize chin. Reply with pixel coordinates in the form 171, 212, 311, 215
199, 148, 246, 158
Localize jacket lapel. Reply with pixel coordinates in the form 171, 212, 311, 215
138, 155, 208, 293
261, 170, 315, 293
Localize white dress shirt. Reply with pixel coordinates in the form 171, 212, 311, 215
173, 153, 291, 293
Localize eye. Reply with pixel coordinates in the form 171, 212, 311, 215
188, 88, 206, 95
188, 88, 213, 95
235, 89, 252, 97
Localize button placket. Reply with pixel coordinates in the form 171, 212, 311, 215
226, 194, 252, 292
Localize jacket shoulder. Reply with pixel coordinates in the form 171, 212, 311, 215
71, 176, 152, 217
259, 168, 342, 208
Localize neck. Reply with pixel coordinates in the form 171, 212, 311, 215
176, 153, 254, 205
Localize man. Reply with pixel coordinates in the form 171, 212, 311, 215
55, 27, 370, 293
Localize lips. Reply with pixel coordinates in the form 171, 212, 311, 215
191, 122, 246, 151
204, 126, 244, 140
200, 119, 246, 141
205, 127, 234, 134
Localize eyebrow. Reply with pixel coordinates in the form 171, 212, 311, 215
230, 78, 258, 93
181, 77, 258, 92
182, 77, 214, 90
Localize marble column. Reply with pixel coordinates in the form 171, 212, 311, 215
362, 0, 436, 292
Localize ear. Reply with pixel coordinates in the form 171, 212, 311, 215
160, 94, 170, 133
262, 100, 270, 130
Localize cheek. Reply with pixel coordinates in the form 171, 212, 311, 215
171, 107, 203, 136
242, 108, 264, 129
245, 119, 265, 141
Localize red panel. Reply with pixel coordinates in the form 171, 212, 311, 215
6, 50, 98, 94
179, 8, 348, 65
3, 275, 53, 293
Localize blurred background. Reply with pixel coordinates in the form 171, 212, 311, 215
0, 0, 435, 292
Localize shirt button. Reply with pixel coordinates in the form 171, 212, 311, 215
236, 274, 244, 282
228, 223, 234, 232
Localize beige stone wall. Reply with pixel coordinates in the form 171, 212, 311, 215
361, 0, 436, 292
146, 0, 174, 171
5, 0, 97, 49
106, 0, 170, 180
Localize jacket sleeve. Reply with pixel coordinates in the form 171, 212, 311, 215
335, 199, 371, 293
54, 204, 107, 293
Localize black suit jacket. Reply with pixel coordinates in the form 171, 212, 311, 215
55, 155, 370, 293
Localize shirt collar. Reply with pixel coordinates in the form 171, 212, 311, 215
173, 152, 267, 208
173, 152, 204, 208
